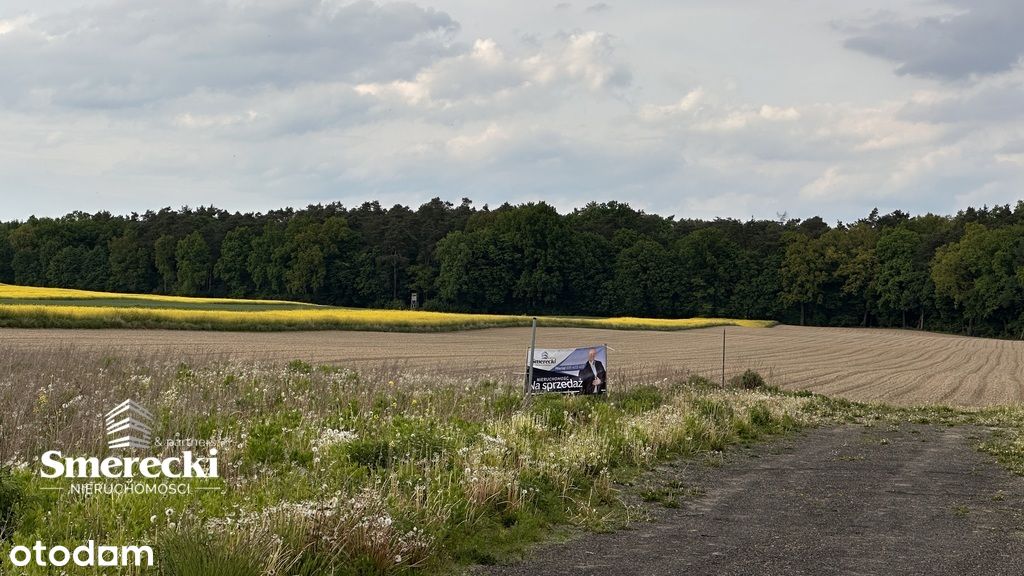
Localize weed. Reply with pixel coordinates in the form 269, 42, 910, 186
730, 369, 766, 390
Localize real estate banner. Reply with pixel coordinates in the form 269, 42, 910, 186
526, 344, 608, 395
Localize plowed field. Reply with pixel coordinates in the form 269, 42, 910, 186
2, 325, 1021, 407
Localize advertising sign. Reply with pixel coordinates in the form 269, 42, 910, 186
526, 345, 608, 395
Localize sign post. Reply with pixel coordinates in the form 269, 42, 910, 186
526, 317, 537, 396
722, 328, 726, 387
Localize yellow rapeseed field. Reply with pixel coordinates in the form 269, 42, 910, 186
0, 283, 775, 332
0, 283, 310, 306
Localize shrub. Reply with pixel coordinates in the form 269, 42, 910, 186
0, 470, 25, 541
749, 403, 774, 428
730, 369, 766, 390
529, 394, 569, 432
287, 359, 314, 374
615, 385, 664, 414
491, 390, 522, 416
245, 421, 287, 465
346, 438, 392, 468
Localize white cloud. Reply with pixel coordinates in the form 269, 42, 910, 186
800, 166, 847, 199
0, 0, 459, 109
1, 0, 1024, 222
445, 123, 509, 159
354, 31, 629, 110
759, 105, 800, 121
0, 15, 34, 35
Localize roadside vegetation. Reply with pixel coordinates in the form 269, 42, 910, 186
0, 283, 774, 331
4, 347, 1024, 575
1, 347, 803, 575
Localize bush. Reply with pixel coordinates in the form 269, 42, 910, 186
614, 385, 664, 414
345, 438, 392, 468
286, 359, 314, 374
0, 470, 25, 541
749, 403, 774, 428
491, 390, 522, 416
529, 394, 569, 432
245, 421, 288, 465
730, 369, 766, 390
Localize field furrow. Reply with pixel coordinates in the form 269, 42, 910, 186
3, 324, 1022, 407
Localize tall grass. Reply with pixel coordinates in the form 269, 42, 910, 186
0, 345, 806, 574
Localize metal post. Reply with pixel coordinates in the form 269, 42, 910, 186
604, 343, 608, 394
526, 317, 538, 396
721, 328, 726, 387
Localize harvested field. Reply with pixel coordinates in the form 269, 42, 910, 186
1, 325, 1022, 407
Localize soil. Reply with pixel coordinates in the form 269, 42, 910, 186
2, 325, 1022, 406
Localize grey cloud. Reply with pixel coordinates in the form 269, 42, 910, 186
900, 80, 1024, 124
585, 3, 610, 13
841, 0, 1024, 80
0, 0, 459, 109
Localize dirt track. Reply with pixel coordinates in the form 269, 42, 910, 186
1, 325, 1022, 407
474, 425, 1024, 576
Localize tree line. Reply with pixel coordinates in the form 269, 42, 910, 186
1, 199, 1023, 338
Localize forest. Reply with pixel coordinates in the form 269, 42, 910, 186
1, 198, 1023, 338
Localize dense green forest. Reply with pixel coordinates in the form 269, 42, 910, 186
1, 199, 1023, 338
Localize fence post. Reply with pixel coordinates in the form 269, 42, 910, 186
721, 328, 726, 388
525, 317, 537, 396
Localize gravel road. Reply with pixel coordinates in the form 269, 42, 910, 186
475, 425, 1024, 576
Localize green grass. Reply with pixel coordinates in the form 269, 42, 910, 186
0, 351, 807, 575
6, 348, 1024, 575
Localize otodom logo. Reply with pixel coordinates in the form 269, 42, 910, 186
7, 541, 154, 570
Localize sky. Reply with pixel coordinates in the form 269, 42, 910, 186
1, 0, 1023, 222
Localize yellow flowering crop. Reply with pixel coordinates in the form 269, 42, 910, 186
0, 283, 775, 332
0, 283, 310, 306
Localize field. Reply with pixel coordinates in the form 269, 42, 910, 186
3, 284, 1024, 574
0, 345, 818, 575
3, 343, 1024, 576
2, 325, 1022, 407
0, 284, 773, 332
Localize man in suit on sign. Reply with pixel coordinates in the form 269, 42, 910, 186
578, 347, 607, 395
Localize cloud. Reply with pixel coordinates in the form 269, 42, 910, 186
801, 166, 848, 199
0, 0, 459, 109
354, 32, 630, 109
899, 73, 1024, 124
2, 0, 1024, 223
0, 15, 34, 35
840, 0, 1024, 80
585, 3, 610, 13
